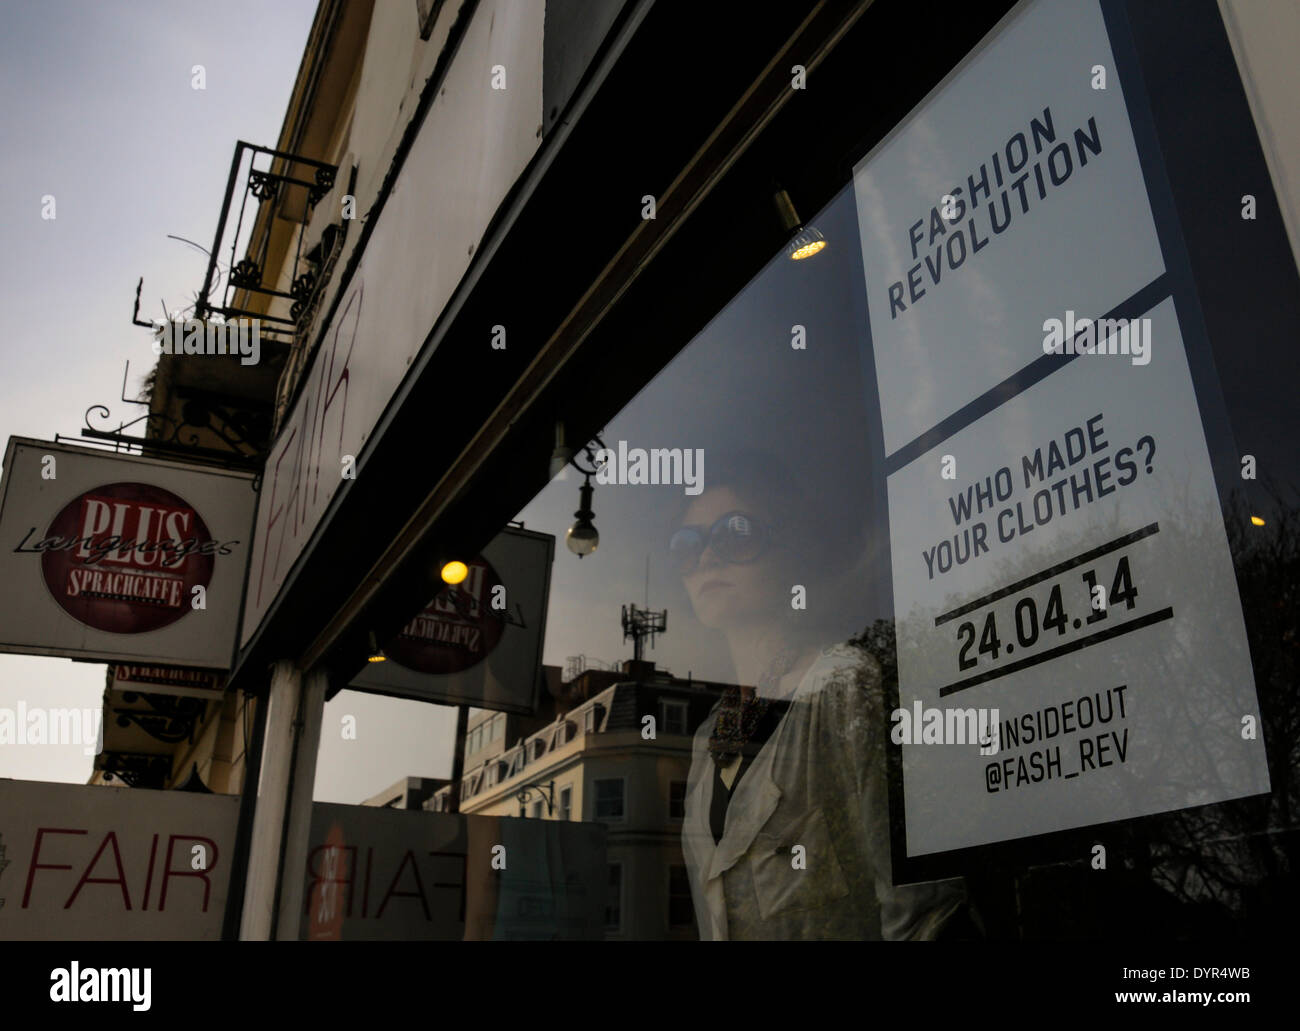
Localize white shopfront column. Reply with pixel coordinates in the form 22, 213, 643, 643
240, 660, 301, 940
274, 668, 329, 939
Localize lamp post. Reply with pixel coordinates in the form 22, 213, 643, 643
515, 779, 556, 817
550, 423, 608, 558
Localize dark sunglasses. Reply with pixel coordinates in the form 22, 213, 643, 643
669, 511, 777, 574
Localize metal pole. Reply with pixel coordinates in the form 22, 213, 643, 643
196, 142, 247, 318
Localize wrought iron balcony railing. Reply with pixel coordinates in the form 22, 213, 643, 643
194, 141, 339, 339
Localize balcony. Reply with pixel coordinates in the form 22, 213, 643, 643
193, 141, 342, 358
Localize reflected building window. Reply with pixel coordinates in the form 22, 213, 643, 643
659, 700, 688, 736
594, 779, 624, 822
669, 781, 686, 821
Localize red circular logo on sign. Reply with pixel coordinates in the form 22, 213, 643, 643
39, 482, 215, 634
386, 557, 506, 674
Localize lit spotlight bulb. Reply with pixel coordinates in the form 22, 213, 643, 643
441, 560, 469, 585
788, 225, 827, 260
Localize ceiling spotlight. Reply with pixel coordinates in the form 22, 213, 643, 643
788, 225, 827, 260
367, 631, 387, 663
566, 475, 599, 558
772, 186, 827, 261
441, 560, 469, 584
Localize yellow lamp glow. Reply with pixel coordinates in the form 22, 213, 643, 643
1250, 516, 1265, 526
441, 560, 469, 585
789, 226, 827, 261
791, 239, 826, 260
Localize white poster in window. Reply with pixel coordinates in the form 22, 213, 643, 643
851, 0, 1270, 857
852, 0, 1165, 457
886, 298, 1269, 855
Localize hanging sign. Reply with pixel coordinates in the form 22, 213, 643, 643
349, 526, 554, 714
0, 438, 255, 669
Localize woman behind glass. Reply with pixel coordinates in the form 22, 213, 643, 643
672, 453, 970, 939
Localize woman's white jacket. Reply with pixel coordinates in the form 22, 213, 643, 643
681, 642, 967, 940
